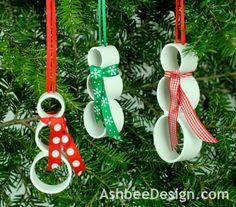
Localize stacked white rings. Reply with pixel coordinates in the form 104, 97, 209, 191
30, 92, 73, 194
154, 43, 202, 162
83, 45, 124, 138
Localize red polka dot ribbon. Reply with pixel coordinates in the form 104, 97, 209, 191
41, 115, 86, 175
165, 70, 218, 150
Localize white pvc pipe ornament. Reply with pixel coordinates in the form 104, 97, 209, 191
87, 45, 123, 100
153, 115, 202, 162
83, 100, 124, 138
30, 151, 72, 194
37, 92, 65, 118
31, 92, 73, 194
84, 45, 124, 139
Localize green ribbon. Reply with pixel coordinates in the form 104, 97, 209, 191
89, 64, 121, 140
98, 0, 107, 46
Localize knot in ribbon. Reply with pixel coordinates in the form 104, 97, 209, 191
41, 115, 86, 176
89, 64, 121, 140
165, 70, 218, 150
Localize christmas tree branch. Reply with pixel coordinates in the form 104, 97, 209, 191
85, 137, 128, 164
196, 71, 236, 81
126, 124, 150, 144
207, 125, 236, 130
124, 71, 236, 92
86, 169, 128, 206
0, 116, 39, 129
135, 93, 161, 117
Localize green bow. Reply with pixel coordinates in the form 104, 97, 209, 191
89, 64, 122, 140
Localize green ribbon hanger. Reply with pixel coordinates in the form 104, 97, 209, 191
90, 64, 121, 140
98, 0, 107, 46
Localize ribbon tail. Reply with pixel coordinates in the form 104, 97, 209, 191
92, 75, 103, 124
64, 134, 86, 176
179, 88, 218, 143
48, 130, 62, 170
168, 76, 180, 150
94, 102, 103, 123
101, 95, 121, 141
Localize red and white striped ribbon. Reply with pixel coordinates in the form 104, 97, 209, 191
165, 70, 218, 150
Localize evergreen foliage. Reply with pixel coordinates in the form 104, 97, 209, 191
0, 0, 235, 206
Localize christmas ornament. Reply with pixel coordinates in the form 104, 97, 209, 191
153, 0, 218, 162
83, 0, 124, 140
30, 0, 86, 194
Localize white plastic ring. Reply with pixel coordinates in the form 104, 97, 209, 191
37, 92, 65, 118
157, 76, 200, 113
160, 43, 198, 73
83, 100, 124, 138
86, 75, 123, 100
88, 45, 120, 68
153, 115, 202, 162
30, 151, 72, 194
35, 121, 49, 153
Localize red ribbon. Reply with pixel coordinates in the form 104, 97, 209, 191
46, 0, 57, 93
165, 71, 218, 150
175, 0, 186, 45
43, 2, 86, 175
41, 114, 86, 175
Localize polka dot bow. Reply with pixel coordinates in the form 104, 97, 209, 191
41, 114, 86, 176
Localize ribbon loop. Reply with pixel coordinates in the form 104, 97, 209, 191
98, 0, 107, 46
175, 0, 186, 45
165, 70, 218, 150
41, 115, 86, 175
46, 0, 57, 93
89, 64, 121, 140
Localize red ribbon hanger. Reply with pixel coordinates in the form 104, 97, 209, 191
43, 0, 86, 174
175, 0, 186, 45
46, 0, 57, 93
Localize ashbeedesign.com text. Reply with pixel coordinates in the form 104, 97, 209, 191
100, 188, 229, 202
